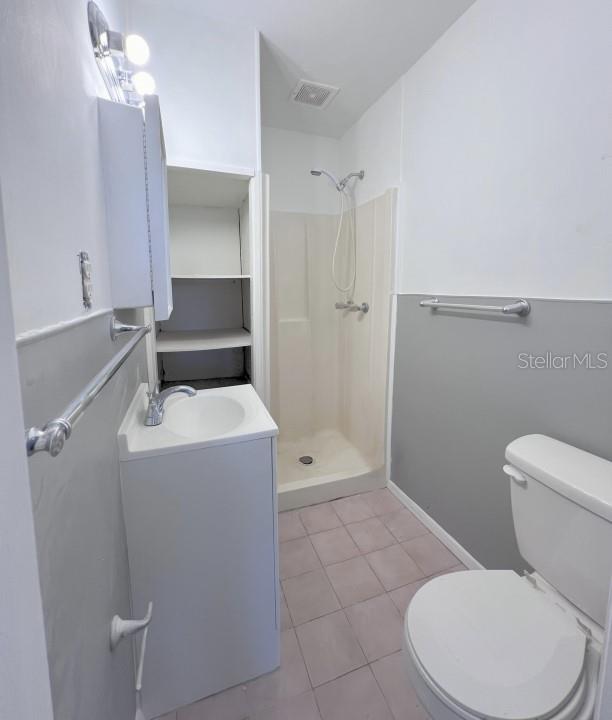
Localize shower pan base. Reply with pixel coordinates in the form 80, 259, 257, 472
277, 429, 385, 511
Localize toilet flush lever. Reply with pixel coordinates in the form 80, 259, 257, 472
502, 464, 528, 487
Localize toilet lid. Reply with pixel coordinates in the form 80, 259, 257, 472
407, 570, 586, 720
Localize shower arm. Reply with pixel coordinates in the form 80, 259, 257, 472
310, 168, 365, 192
338, 170, 365, 191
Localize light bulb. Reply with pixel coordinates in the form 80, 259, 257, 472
124, 34, 150, 66
132, 71, 156, 96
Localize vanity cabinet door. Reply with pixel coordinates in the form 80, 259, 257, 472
121, 436, 279, 719
98, 98, 151, 309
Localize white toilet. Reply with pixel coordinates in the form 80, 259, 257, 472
404, 434, 612, 720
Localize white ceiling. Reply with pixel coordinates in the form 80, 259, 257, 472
140, 0, 475, 138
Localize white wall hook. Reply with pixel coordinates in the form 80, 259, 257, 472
110, 602, 153, 650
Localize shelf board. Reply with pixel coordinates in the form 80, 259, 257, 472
171, 274, 250, 280
156, 328, 251, 353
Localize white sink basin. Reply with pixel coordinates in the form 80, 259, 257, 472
118, 383, 278, 460
164, 394, 246, 439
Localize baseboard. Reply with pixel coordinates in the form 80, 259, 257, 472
388, 481, 484, 570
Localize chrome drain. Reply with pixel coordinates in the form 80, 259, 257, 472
299, 455, 314, 465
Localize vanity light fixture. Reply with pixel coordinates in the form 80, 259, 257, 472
87, 1, 155, 106
132, 71, 156, 97
124, 34, 150, 66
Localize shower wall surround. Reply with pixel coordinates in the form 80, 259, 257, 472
270, 189, 395, 490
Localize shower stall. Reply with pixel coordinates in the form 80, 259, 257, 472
269, 171, 396, 509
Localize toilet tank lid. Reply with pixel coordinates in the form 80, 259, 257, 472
506, 434, 612, 522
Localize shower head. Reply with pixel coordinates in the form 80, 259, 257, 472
310, 168, 342, 190
310, 168, 364, 192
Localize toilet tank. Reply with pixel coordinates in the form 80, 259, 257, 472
506, 434, 612, 627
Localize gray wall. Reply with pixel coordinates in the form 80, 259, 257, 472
391, 295, 612, 571
19, 311, 147, 720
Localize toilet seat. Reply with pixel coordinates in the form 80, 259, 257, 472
405, 570, 590, 720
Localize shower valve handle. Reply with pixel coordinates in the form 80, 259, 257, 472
335, 301, 369, 314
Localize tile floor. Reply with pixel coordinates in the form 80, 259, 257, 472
163, 489, 465, 720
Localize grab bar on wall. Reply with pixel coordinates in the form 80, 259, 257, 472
25, 318, 150, 458
419, 297, 531, 316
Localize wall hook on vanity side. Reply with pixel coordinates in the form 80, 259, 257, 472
110, 601, 153, 650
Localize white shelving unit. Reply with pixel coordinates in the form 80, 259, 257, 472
156, 329, 251, 353
171, 274, 250, 280
156, 166, 255, 388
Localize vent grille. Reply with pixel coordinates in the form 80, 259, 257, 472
291, 80, 339, 109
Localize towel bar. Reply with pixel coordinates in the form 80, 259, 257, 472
419, 297, 531, 316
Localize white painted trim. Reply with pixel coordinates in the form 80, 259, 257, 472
388, 480, 484, 570
385, 293, 397, 487
384, 185, 400, 486
16, 307, 113, 346
249, 173, 268, 402
167, 157, 255, 179
253, 29, 262, 174
143, 306, 158, 391
260, 173, 271, 407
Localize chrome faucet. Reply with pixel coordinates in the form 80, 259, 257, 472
144, 385, 196, 426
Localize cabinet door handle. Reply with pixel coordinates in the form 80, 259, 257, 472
502, 464, 528, 487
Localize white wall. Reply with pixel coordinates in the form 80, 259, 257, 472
1, 2, 145, 718
397, 0, 612, 299
336, 0, 612, 301
129, 1, 259, 174
0, 188, 53, 720
339, 81, 403, 208
0, 0, 126, 336
262, 127, 340, 214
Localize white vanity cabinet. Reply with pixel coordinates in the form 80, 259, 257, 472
119, 385, 279, 719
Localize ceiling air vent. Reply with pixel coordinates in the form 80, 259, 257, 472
291, 80, 339, 109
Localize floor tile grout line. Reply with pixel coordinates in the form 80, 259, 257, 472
294, 606, 377, 690
308, 525, 361, 567
361, 541, 427, 590
293, 611, 317, 689
283, 559, 344, 627
279, 533, 323, 582
310, 659, 400, 715
368, 657, 399, 720
343, 595, 385, 665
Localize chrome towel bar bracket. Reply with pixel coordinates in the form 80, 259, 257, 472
110, 315, 149, 340
419, 297, 531, 316
26, 322, 150, 457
